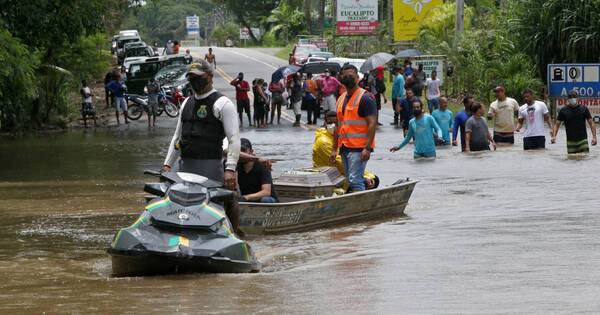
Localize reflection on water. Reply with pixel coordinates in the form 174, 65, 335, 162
1, 127, 600, 313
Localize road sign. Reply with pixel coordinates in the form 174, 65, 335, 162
239, 27, 261, 40
186, 16, 200, 36
336, 0, 379, 35
548, 63, 600, 120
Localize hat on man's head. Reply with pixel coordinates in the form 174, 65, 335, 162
187, 60, 213, 77
240, 138, 252, 150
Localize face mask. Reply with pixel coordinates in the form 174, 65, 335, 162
568, 98, 577, 106
324, 72, 330, 77
413, 109, 422, 116
190, 76, 209, 94
326, 123, 336, 134
342, 76, 356, 89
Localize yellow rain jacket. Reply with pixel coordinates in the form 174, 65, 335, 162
312, 128, 376, 190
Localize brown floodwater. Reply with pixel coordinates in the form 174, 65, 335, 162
1, 125, 599, 314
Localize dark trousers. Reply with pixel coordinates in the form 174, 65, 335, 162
305, 99, 318, 124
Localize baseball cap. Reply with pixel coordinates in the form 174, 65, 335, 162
240, 138, 252, 150
187, 60, 213, 77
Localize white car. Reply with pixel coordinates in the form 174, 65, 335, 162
119, 30, 139, 37
329, 57, 366, 79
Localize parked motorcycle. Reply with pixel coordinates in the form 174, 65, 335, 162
126, 88, 179, 120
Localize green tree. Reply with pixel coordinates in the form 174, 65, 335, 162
0, 29, 40, 130
218, 0, 280, 42
265, 2, 306, 42
509, 0, 600, 81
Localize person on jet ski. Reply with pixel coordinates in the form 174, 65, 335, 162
313, 111, 379, 191
237, 138, 279, 203
162, 60, 242, 233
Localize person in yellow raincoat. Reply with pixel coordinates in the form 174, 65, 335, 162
312, 111, 379, 192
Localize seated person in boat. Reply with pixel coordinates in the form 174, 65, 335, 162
313, 111, 379, 191
237, 138, 279, 203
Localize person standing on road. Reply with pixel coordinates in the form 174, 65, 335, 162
105, 72, 129, 125
403, 59, 413, 77
431, 97, 453, 145
104, 71, 113, 109
230, 72, 252, 127
304, 73, 319, 125
516, 89, 552, 150
413, 64, 427, 99
425, 70, 441, 113
391, 65, 405, 126
551, 90, 597, 154
268, 79, 285, 124
400, 88, 418, 137
465, 102, 496, 152
452, 95, 474, 151
330, 64, 378, 192
205, 48, 216, 69
145, 77, 160, 127
79, 80, 97, 128
488, 85, 520, 144
290, 73, 304, 127
252, 79, 267, 128
390, 100, 443, 159
320, 68, 341, 113
161, 61, 242, 233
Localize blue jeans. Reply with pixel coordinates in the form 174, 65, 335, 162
341, 149, 368, 192
428, 97, 439, 113
414, 151, 436, 159
260, 196, 278, 203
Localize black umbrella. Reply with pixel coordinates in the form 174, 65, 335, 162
271, 65, 301, 82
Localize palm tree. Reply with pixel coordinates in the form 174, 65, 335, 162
266, 2, 306, 42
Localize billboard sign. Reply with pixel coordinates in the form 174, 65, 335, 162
186, 15, 200, 36
336, 0, 379, 35
239, 27, 261, 40
393, 0, 443, 41
412, 57, 445, 84
548, 63, 600, 120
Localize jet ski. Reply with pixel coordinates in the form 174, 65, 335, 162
108, 170, 260, 276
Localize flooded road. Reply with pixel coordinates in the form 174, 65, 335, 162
2, 124, 600, 314
2, 47, 600, 313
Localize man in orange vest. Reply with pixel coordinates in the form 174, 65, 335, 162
330, 64, 378, 192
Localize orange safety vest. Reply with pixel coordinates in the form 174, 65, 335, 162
336, 88, 374, 149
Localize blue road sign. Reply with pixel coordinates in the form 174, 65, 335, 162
547, 64, 600, 98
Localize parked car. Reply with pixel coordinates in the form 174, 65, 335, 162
119, 42, 149, 64
116, 35, 142, 62
291, 44, 322, 65
119, 30, 139, 37
125, 55, 191, 94
111, 35, 119, 54
329, 57, 366, 79
153, 64, 192, 97
308, 51, 334, 60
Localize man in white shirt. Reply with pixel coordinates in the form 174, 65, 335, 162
516, 89, 553, 150
161, 61, 242, 232
488, 85, 520, 144
425, 70, 441, 113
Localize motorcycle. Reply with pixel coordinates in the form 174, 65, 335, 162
125, 88, 179, 121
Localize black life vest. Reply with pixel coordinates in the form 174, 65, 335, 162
179, 91, 225, 160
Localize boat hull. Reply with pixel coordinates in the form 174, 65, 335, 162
239, 180, 417, 235
108, 249, 260, 277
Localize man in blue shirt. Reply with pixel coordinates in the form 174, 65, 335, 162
452, 95, 474, 151
431, 97, 453, 145
390, 100, 443, 159
391, 65, 405, 126
106, 72, 129, 124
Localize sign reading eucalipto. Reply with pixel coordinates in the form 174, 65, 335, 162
336, 0, 379, 35
548, 63, 600, 120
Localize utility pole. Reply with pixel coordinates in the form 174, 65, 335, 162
455, 0, 464, 37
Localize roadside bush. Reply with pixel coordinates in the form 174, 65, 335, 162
0, 28, 40, 130
53, 33, 111, 82
212, 23, 239, 46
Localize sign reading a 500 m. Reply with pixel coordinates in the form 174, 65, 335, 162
548, 64, 600, 120
547, 64, 600, 97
